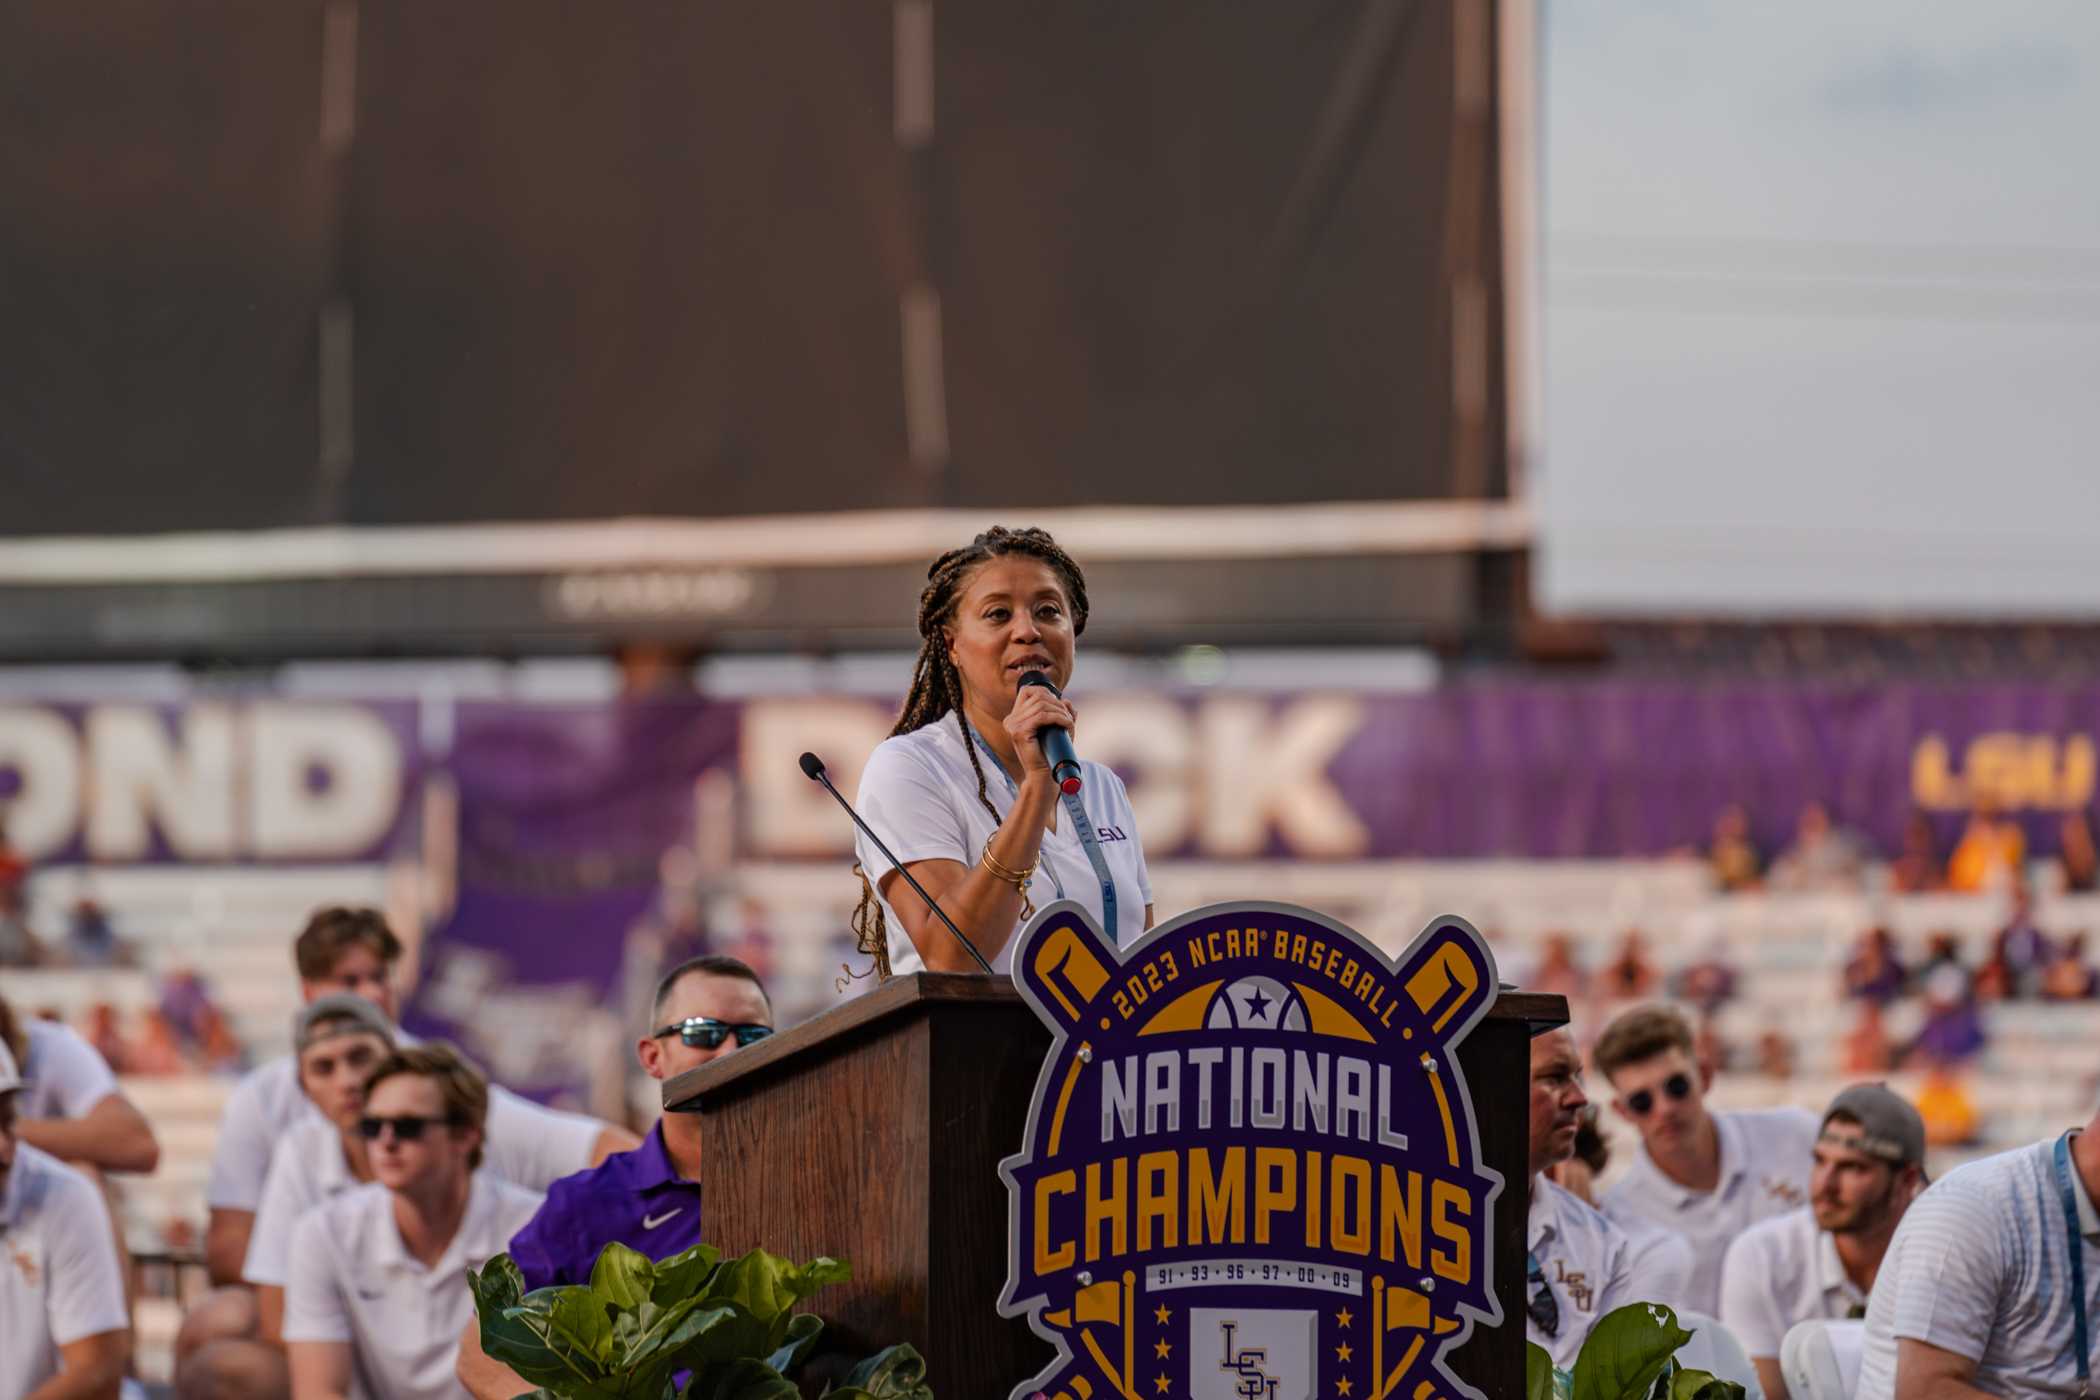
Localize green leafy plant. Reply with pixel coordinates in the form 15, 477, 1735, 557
470, 1241, 933, 1400
1526, 1303, 1747, 1400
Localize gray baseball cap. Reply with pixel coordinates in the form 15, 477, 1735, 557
1820, 1083, 1926, 1167
292, 994, 396, 1055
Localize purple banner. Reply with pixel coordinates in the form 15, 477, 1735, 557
403, 701, 741, 1106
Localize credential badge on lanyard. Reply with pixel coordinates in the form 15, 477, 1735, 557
966, 720, 1120, 944
2055, 1131, 2093, 1396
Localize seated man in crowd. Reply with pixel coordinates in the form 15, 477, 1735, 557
1596, 1003, 1819, 1317
181, 994, 643, 1398
457, 954, 773, 1399
0, 992, 161, 1175
202, 907, 634, 1286
284, 1045, 542, 1400
1719, 1084, 1926, 1400
1, 1039, 131, 1400
1527, 1025, 1636, 1370
1856, 1092, 2100, 1397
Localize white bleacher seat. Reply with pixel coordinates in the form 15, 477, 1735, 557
1677, 1311, 1765, 1398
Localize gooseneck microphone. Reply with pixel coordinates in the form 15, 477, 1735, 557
1017, 670, 1083, 795
798, 752, 995, 975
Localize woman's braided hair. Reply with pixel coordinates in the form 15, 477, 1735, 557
847, 526, 1089, 980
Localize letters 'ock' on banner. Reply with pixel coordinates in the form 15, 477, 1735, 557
1001, 901, 1503, 1400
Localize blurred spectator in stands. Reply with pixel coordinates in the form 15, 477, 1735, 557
1708, 802, 1763, 892
1841, 926, 1909, 1005
159, 968, 215, 1044
81, 1003, 128, 1072
1756, 1027, 1798, 1081
1768, 800, 1871, 892
2040, 931, 2098, 1001
1887, 810, 1945, 894
194, 1004, 250, 1074
61, 896, 131, 968
1913, 1061, 1980, 1147
1840, 1002, 1895, 1075
1672, 935, 1739, 1013
1983, 884, 2053, 998
1946, 794, 2025, 893
1917, 930, 1967, 985
0, 902, 44, 967
1524, 932, 1589, 1003
1694, 1015, 1734, 1077
127, 1009, 188, 1076
1907, 963, 1986, 1065
2060, 810, 2099, 892
716, 896, 777, 981
1599, 929, 1659, 1000
0, 808, 25, 901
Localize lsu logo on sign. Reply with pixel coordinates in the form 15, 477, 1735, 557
999, 901, 1504, 1400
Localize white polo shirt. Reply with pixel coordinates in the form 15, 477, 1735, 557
206, 1049, 604, 1212
1530, 1175, 1638, 1370
244, 1095, 603, 1286
1719, 1205, 1869, 1361
17, 1020, 119, 1120
1600, 1106, 1819, 1316
0, 1143, 131, 1399
854, 718, 1152, 974
1856, 1135, 2100, 1399
283, 1176, 543, 1400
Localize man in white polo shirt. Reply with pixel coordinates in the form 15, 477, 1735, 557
284, 1044, 541, 1400
1720, 1084, 1926, 1400
0, 1038, 131, 1400
202, 907, 631, 1287
1595, 1003, 1818, 1316
0, 994, 159, 1175
1855, 1095, 2100, 1398
1528, 1026, 1637, 1369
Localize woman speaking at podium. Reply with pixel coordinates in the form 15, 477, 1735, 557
851, 526, 1153, 976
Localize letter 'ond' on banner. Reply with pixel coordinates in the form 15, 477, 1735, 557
998, 901, 1504, 1400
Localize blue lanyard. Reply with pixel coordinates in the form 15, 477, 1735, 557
2054, 1131, 2093, 1392
964, 719, 1121, 945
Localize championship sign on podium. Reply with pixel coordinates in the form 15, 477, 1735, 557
1000, 903, 1506, 1400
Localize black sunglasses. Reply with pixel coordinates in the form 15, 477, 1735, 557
652, 1016, 773, 1051
1624, 1073, 1694, 1118
356, 1113, 466, 1142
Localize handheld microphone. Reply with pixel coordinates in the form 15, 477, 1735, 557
1017, 670, 1083, 796
798, 752, 995, 975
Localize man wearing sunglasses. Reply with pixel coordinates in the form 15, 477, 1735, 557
284, 1045, 542, 1400
456, 954, 771, 1400
1527, 1026, 1638, 1369
1595, 1004, 1819, 1317
1719, 1084, 1925, 1400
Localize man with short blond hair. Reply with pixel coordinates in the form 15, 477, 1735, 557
1594, 1003, 1818, 1316
285, 1044, 541, 1400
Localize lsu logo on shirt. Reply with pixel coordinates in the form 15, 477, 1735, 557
999, 901, 1505, 1400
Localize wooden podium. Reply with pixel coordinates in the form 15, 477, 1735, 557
664, 973, 1566, 1399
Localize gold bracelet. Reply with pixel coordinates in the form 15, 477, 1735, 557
980, 841, 1037, 920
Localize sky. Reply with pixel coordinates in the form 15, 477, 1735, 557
1535, 0, 2100, 618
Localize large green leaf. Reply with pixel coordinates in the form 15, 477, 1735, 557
1528, 1342, 1561, 1400
471, 1259, 615, 1394
650, 1243, 724, 1307
1571, 1303, 1691, 1400
1668, 1372, 1745, 1400
547, 1289, 620, 1368
591, 1243, 659, 1313
764, 1313, 824, 1375
681, 1359, 802, 1400
832, 1344, 932, 1399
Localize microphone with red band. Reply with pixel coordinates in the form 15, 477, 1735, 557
1017, 670, 1082, 795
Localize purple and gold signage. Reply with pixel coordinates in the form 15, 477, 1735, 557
1000, 902, 1504, 1400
